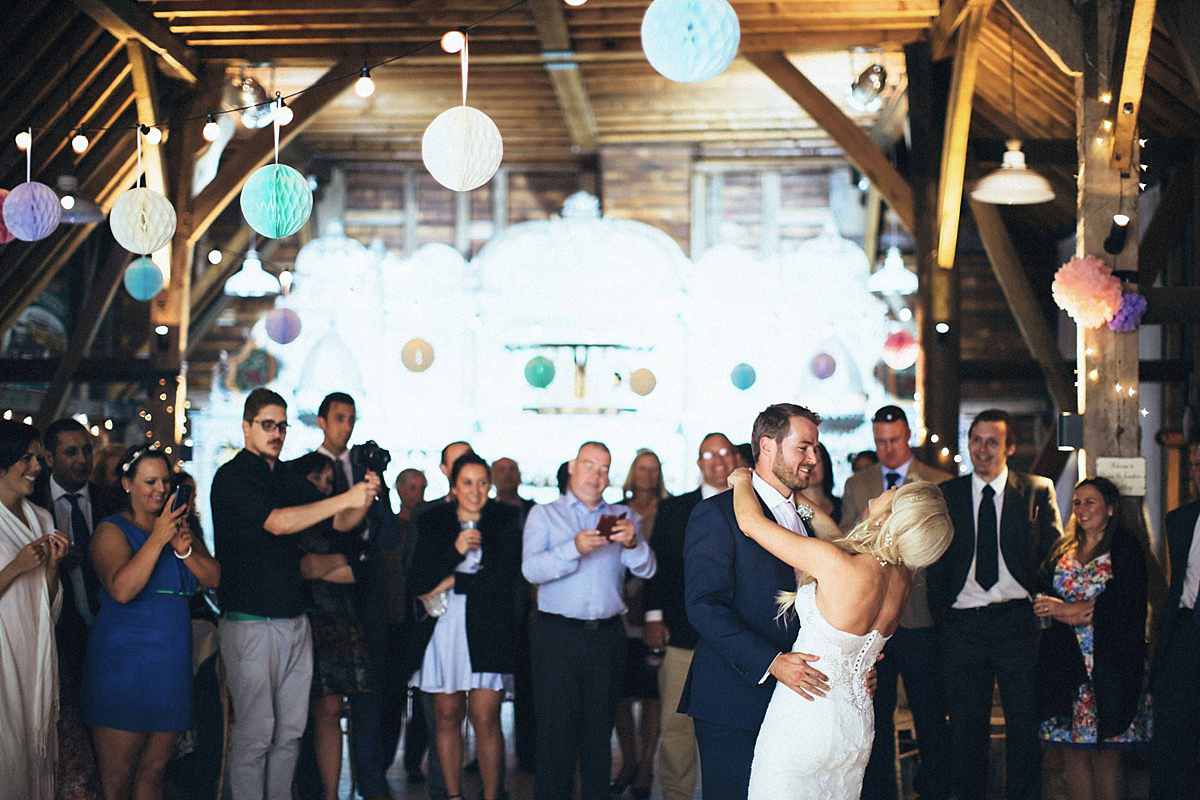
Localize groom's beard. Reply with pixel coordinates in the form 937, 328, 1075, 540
771, 456, 811, 494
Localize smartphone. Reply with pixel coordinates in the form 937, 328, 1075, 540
597, 512, 627, 537
170, 483, 193, 512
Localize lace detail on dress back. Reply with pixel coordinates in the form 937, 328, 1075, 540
749, 583, 891, 799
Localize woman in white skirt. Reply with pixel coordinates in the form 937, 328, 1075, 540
408, 453, 523, 800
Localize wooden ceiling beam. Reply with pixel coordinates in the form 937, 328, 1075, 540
1003, 0, 1083, 76
935, 0, 992, 269
930, 0, 972, 60
529, 0, 598, 152
744, 51, 915, 232
126, 41, 167, 196
1109, 0, 1157, 173
72, 0, 199, 83
969, 195, 1074, 410
187, 58, 356, 245
0, 4, 81, 110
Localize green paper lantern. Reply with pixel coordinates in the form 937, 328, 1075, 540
239, 163, 313, 239
524, 356, 555, 389
124, 256, 164, 301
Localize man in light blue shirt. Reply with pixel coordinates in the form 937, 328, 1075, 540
523, 441, 655, 800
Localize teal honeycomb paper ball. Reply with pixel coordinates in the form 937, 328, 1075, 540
730, 362, 756, 390
124, 256, 164, 301
524, 356, 555, 389
240, 163, 313, 239
641, 0, 740, 83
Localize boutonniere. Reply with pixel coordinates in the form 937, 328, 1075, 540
795, 504, 814, 523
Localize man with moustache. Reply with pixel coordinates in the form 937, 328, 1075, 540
927, 409, 1061, 800
681, 404, 829, 799
211, 387, 379, 800
642, 432, 736, 800
522, 441, 656, 800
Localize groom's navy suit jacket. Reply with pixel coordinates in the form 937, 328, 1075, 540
680, 488, 800, 731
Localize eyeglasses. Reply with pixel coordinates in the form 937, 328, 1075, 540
253, 419, 288, 433
700, 448, 731, 460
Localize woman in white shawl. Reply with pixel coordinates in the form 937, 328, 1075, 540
0, 420, 70, 800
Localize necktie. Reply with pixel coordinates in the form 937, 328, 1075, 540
332, 459, 350, 495
64, 493, 97, 621
885, 472, 901, 489
975, 484, 999, 590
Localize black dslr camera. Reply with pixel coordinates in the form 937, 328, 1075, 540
350, 440, 391, 475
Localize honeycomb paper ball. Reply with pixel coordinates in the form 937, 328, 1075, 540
524, 356, 555, 389
240, 163, 313, 239
3, 181, 61, 242
109, 187, 176, 254
641, 0, 741, 83
730, 362, 756, 390
422, 106, 504, 192
123, 256, 164, 301
265, 307, 302, 344
401, 338, 435, 372
809, 352, 837, 380
0, 189, 14, 243
629, 368, 657, 396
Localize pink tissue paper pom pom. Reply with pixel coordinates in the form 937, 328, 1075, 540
1051, 255, 1123, 329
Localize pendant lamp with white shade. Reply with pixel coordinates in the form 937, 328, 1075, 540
224, 246, 280, 297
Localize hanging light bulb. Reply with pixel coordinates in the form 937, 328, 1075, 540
141, 125, 163, 145
355, 65, 375, 98
441, 30, 466, 53
848, 63, 887, 111
1103, 213, 1131, 254
207, 248, 222, 265
970, 139, 1055, 204
866, 246, 918, 295
224, 246, 281, 297
71, 133, 89, 154
202, 111, 220, 142
564, 0, 588, 5
275, 97, 293, 126
55, 174, 103, 224
14, 131, 31, 151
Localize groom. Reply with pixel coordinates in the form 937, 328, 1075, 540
681, 403, 830, 799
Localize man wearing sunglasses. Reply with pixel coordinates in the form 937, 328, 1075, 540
643, 432, 736, 800
211, 387, 379, 800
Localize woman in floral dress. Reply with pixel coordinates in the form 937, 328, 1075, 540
1034, 477, 1152, 800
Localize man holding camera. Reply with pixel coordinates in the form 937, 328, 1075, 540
212, 388, 378, 800
311, 391, 403, 800
522, 441, 656, 800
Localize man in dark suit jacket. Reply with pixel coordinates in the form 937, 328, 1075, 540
682, 404, 829, 799
1149, 441, 1200, 799
927, 409, 1061, 800
34, 418, 118, 697
644, 432, 736, 800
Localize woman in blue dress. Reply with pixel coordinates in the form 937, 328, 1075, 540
83, 447, 220, 800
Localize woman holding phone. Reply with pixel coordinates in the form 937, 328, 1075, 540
408, 453, 522, 800
82, 446, 220, 800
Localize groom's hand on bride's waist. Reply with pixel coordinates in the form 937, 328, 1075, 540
767, 652, 829, 701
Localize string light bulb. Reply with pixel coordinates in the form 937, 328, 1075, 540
441, 30, 466, 53
207, 248, 222, 265
275, 98, 293, 126
355, 65, 375, 98
202, 112, 220, 142
564, 0, 588, 5
14, 131, 30, 151
141, 125, 163, 145
71, 133, 89, 154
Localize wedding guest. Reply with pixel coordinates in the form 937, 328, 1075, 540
0, 420, 69, 800
613, 449, 668, 798
1035, 477, 1151, 800
799, 443, 840, 521
83, 447, 220, 800
408, 453, 522, 800
850, 449, 879, 474
290, 451, 370, 800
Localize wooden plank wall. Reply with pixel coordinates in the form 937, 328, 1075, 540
599, 145, 692, 253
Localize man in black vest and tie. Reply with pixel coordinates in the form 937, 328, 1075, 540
1150, 441, 1200, 798
927, 409, 1061, 800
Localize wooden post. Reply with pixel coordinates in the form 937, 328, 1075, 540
906, 40, 960, 471
1076, 4, 1143, 481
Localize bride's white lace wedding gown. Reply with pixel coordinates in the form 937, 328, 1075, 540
748, 582, 891, 800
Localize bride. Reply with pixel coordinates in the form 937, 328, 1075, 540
726, 467, 952, 800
